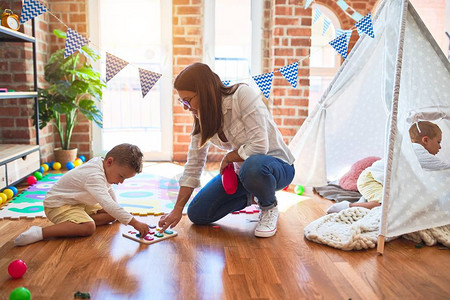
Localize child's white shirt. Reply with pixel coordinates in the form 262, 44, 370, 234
366, 143, 450, 184
44, 157, 133, 224
412, 143, 450, 170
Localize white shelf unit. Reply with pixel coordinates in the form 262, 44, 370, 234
0, 21, 41, 189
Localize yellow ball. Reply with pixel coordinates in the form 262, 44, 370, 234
53, 162, 61, 170
0, 193, 7, 204
74, 159, 83, 167
42, 164, 49, 172
3, 189, 14, 199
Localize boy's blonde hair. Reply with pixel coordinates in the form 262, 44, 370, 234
409, 121, 441, 143
105, 143, 143, 173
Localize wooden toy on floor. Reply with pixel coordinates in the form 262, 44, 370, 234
122, 225, 177, 245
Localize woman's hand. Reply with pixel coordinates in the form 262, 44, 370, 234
158, 206, 183, 232
220, 154, 231, 175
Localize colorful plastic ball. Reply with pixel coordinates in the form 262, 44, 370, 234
33, 171, 43, 180
8, 260, 27, 279
74, 159, 83, 167
42, 163, 49, 171
66, 162, 75, 170
9, 186, 18, 196
43, 162, 50, 167
49, 161, 55, 169
26, 176, 37, 185
9, 287, 31, 300
0, 193, 7, 204
78, 155, 86, 162
52, 162, 61, 170
39, 166, 44, 173
294, 185, 305, 195
3, 189, 14, 199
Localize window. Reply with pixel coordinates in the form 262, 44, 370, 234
309, 5, 341, 112
89, 0, 172, 160
203, 0, 262, 82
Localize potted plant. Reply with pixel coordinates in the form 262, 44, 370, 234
34, 29, 105, 165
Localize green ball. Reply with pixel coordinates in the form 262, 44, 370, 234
33, 171, 43, 180
294, 185, 304, 195
9, 287, 31, 300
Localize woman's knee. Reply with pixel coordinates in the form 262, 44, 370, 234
187, 205, 209, 225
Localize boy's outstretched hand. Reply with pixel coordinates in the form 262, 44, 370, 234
129, 217, 149, 237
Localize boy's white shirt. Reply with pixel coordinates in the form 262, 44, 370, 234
44, 157, 133, 224
179, 85, 295, 188
367, 142, 450, 184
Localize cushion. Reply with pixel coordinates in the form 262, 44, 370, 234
339, 156, 381, 191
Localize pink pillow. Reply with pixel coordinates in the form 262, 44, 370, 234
339, 156, 381, 191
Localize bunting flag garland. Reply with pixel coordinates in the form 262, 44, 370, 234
19, 0, 49, 24
106, 53, 129, 82
329, 33, 350, 59
279, 61, 298, 89
355, 12, 375, 38
15, 0, 373, 98
304, 0, 314, 9
313, 8, 322, 24
253, 72, 274, 99
139, 69, 162, 98
64, 28, 89, 58
322, 18, 331, 35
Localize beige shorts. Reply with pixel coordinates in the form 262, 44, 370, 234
44, 203, 103, 224
356, 169, 383, 203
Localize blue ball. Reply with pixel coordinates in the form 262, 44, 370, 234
50, 161, 55, 168
43, 162, 50, 167
78, 155, 86, 162
9, 186, 18, 196
39, 166, 45, 173
66, 162, 75, 170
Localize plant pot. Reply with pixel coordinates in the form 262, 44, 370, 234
53, 148, 78, 167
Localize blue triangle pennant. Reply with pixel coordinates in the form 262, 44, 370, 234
304, 0, 314, 9
313, 8, 322, 24
106, 53, 129, 82
329, 32, 350, 59
64, 28, 88, 58
355, 12, 375, 38
322, 18, 331, 35
252, 72, 273, 99
19, 0, 49, 24
279, 61, 298, 89
139, 69, 162, 98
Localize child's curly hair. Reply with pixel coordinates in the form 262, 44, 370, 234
105, 143, 143, 173
409, 121, 441, 143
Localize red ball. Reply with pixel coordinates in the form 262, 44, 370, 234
8, 259, 27, 279
26, 176, 37, 185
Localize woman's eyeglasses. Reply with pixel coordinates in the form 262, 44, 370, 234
177, 95, 196, 109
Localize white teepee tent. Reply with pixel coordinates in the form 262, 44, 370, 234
289, 0, 450, 253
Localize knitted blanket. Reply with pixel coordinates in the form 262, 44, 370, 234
304, 207, 450, 250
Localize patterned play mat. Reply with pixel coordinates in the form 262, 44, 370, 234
0, 163, 261, 220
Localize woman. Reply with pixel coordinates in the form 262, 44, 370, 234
159, 63, 295, 238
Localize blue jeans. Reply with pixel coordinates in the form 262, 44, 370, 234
187, 155, 295, 225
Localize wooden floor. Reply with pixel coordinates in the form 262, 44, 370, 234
0, 164, 449, 299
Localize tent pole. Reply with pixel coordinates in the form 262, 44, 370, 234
377, 235, 386, 255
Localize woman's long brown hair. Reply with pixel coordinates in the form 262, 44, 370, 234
174, 63, 243, 147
